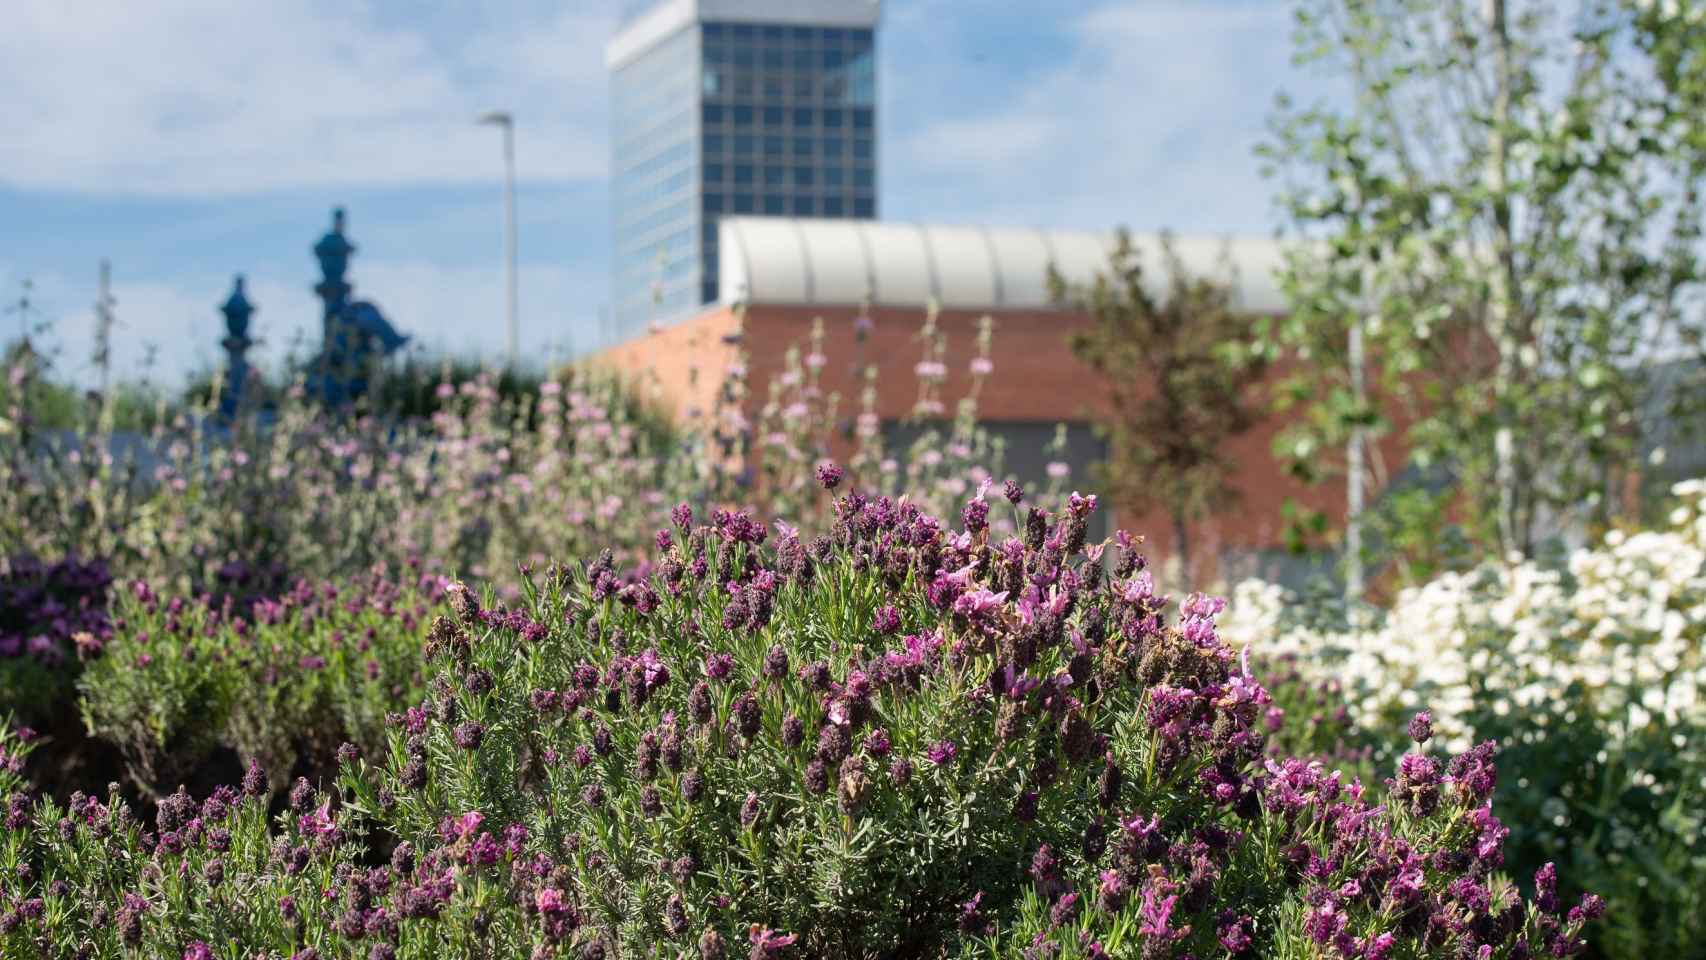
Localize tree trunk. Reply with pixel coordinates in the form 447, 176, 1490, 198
1485, 0, 1531, 558
1172, 509, 1191, 591
1347, 295, 1367, 601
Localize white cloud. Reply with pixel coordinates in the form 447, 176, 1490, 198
0, 0, 617, 194
890, 1, 1316, 233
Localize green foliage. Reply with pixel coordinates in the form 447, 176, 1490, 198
76, 572, 444, 798
1261, 0, 1706, 567
0, 494, 1592, 958
1231, 477, 1706, 960
1051, 230, 1269, 577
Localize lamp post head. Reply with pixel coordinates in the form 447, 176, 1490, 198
477, 110, 513, 127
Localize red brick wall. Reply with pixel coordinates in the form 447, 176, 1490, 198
589, 302, 1400, 576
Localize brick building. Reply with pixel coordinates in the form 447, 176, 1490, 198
591, 216, 1379, 584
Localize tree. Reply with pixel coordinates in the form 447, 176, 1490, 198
1262, 0, 1706, 566
1051, 230, 1270, 583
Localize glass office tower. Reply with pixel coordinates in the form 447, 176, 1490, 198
607, 1, 881, 343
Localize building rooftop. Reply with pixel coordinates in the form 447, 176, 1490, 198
608, 0, 883, 70
716, 217, 1289, 313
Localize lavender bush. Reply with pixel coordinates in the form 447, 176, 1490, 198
0, 367, 688, 600
0, 556, 111, 722
0, 483, 1596, 957
75, 570, 449, 799
1, 307, 1033, 606
0, 556, 115, 796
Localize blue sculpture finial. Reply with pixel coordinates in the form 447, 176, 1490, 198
305, 206, 410, 407
314, 207, 356, 287
220, 273, 255, 341
219, 273, 259, 419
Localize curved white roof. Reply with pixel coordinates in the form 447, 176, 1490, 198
718, 217, 1289, 313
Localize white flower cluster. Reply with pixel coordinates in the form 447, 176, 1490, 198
1221, 479, 1706, 750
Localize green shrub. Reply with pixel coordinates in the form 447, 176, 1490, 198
0, 487, 1596, 957
77, 570, 445, 798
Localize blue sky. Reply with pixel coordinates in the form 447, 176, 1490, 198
1, 0, 1320, 385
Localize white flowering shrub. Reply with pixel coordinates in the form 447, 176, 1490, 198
1222, 478, 1706, 959
1224, 480, 1706, 745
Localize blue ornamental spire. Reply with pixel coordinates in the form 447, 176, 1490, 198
306, 207, 409, 406
219, 274, 257, 418
314, 207, 355, 287
221, 274, 255, 340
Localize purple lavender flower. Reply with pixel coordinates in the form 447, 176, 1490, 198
1138, 873, 1184, 944
664, 893, 690, 936
872, 605, 901, 635
1096, 870, 1128, 912
1031, 844, 1062, 896
704, 652, 735, 681
805, 760, 830, 795
1535, 862, 1559, 914
1049, 892, 1078, 927
288, 776, 314, 812
1407, 710, 1433, 744
681, 768, 706, 803
816, 462, 843, 490
962, 495, 990, 534
1013, 790, 1038, 822
1216, 912, 1253, 953
863, 728, 891, 757
116, 893, 146, 945
581, 783, 606, 810
468, 832, 500, 866
391, 841, 415, 876
1447, 740, 1500, 801
688, 681, 714, 724
445, 580, 480, 625
798, 660, 832, 690
454, 721, 485, 750
762, 644, 789, 681
925, 740, 957, 767
1572, 893, 1607, 923
735, 694, 762, 740
297, 802, 336, 838
958, 891, 989, 934
781, 714, 805, 749
1302, 901, 1346, 946
748, 927, 798, 957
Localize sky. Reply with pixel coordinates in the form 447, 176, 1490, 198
0, 0, 1323, 386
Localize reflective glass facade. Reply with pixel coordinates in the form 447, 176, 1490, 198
610, 14, 878, 341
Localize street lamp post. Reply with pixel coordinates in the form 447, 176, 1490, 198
478, 111, 518, 370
